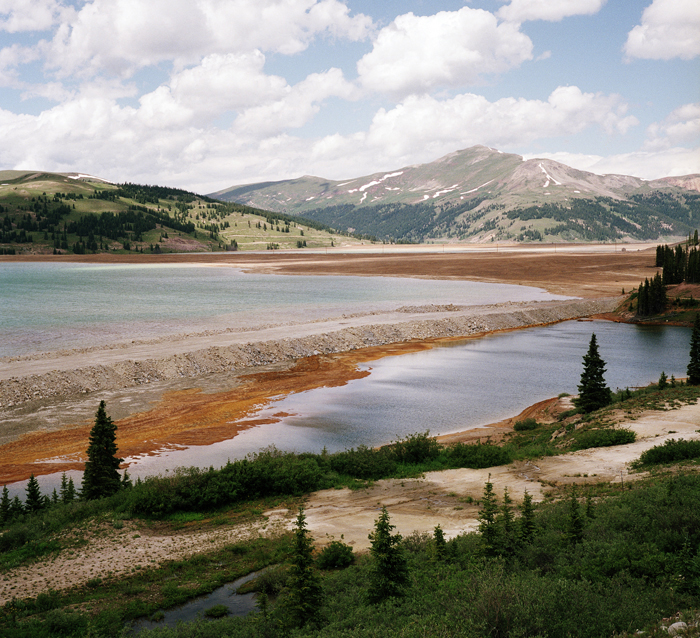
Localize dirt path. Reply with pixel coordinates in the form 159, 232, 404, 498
2, 399, 697, 603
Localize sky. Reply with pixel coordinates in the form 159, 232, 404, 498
0, 0, 698, 194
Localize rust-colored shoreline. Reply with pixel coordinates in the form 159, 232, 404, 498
0, 341, 436, 484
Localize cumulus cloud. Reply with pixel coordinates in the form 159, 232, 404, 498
624, 0, 700, 60
363, 87, 637, 158
645, 103, 700, 150
0, 0, 67, 33
497, 0, 606, 23
234, 68, 357, 136
42, 0, 372, 77
357, 8, 532, 97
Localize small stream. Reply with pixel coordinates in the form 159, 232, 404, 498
128, 570, 260, 634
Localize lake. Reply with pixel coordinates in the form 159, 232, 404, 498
0, 262, 567, 358
1, 263, 692, 494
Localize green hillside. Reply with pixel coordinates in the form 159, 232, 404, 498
0, 172, 366, 255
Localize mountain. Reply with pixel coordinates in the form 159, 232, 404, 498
211, 146, 700, 244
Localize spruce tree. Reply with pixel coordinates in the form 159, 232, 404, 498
688, 314, 700, 385
285, 508, 322, 629
478, 475, 499, 557
82, 401, 123, 500
24, 474, 43, 513
498, 487, 516, 556
519, 490, 536, 544
574, 334, 611, 413
367, 507, 409, 603
0, 485, 10, 524
433, 524, 447, 561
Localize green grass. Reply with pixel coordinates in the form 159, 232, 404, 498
5, 473, 697, 638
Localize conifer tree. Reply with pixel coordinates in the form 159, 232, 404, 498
368, 507, 409, 603
574, 334, 611, 413
82, 401, 123, 500
10, 496, 23, 517
433, 524, 447, 561
286, 508, 322, 629
478, 475, 499, 557
24, 474, 43, 513
498, 487, 516, 556
688, 314, 700, 385
0, 485, 10, 524
519, 490, 536, 544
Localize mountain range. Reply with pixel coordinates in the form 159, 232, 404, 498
211, 146, 700, 244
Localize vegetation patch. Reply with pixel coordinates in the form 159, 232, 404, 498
571, 428, 636, 451
633, 438, 700, 468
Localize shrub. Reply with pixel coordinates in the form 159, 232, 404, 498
634, 438, 700, 467
446, 442, 512, 468
389, 431, 441, 464
572, 428, 636, 451
514, 418, 539, 431
204, 604, 228, 618
317, 540, 354, 569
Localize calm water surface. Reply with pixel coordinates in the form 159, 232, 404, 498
125, 319, 692, 479
0, 262, 567, 357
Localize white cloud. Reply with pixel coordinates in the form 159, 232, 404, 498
234, 68, 357, 136
164, 52, 289, 123
624, 0, 700, 60
42, 0, 372, 78
0, 44, 40, 86
645, 103, 700, 150
0, 0, 67, 33
497, 0, 606, 23
526, 147, 700, 180
357, 8, 533, 97
363, 87, 637, 159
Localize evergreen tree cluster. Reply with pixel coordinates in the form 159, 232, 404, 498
636, 272, 668, 316
656, 238, 700, 285
0, 472, 77, 526
478, 475, 536, 558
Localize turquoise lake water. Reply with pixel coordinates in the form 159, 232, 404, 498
0, 262, 568, 357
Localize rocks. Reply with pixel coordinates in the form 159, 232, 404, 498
0, 298, 618, 408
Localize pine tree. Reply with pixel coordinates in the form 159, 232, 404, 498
498, 487, 516, 556
478, 475, 499, 557
367, 507, 409, 603
574, 334, 611, 413
9, 496, 24, 518
658, 371, 668, 390
0, 485, 10, 524
519, 490, 536, 544
433, 524, 447, 561
82, 401, 123, 500
285, 508, 322, 629
24, 474, 43, 513
688, 314, 700, 385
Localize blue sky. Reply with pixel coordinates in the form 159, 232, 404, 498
0, 0, 698, 193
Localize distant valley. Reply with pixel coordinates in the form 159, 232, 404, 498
212, 145, 700, 244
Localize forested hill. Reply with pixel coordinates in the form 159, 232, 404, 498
0, 171, 363, 255
211, 146, 700, 244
